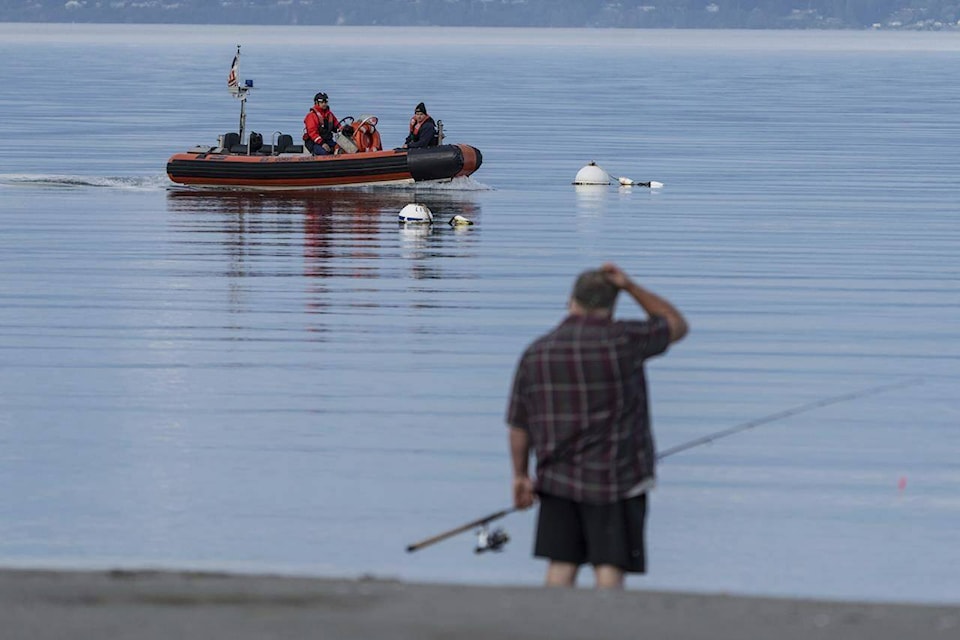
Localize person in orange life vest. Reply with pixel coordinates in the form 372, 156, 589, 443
303, 92, 340, 156
402, 102, 439, 149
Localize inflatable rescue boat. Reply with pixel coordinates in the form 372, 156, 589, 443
166, 47, 482, 191
166, 138, 483, 190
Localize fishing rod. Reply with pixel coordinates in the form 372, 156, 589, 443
405, 377, 923, 554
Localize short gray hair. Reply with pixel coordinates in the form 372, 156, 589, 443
571, 269, 618, 310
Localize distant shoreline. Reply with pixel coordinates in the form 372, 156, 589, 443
3, 23, 960, 52
2, 567, 957, 640
0, 19, 957, 31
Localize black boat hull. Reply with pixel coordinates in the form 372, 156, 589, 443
166, 144, 482, 191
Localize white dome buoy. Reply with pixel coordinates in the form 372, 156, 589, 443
398, 203, 433, 224
573, 162, 611, 185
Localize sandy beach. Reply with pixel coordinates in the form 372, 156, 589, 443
2, 568, 957, 639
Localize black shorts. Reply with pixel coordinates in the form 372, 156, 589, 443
534, 492, 647, 573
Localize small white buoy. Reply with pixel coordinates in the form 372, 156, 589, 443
449, 214, 474, 227
573, 162, 611, 185
398, 203, 433, 224
615, 177, 664, 189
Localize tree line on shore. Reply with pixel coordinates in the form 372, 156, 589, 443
3, 0, 959, 29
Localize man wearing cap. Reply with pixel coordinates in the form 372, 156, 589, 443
303, 92, 340, 155
403, 102, 439, 149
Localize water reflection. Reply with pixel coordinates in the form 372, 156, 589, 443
166, 189, 481, 268
166, 188, 481, 223
573, 183, 610, 217
165, 188, 482, 317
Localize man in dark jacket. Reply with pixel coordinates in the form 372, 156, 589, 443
403, 102, 439, 149
507, 263, 688, 589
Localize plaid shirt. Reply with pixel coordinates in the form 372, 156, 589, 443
506, 314, 670, 504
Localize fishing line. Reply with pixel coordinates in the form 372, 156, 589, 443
405, 377, 923, 553
657, 377, 923, 459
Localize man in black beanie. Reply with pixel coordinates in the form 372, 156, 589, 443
403, 102, 439, 149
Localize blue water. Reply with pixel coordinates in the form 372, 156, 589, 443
0, 24, 958, 603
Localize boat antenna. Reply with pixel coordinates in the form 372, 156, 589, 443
405, 377, 923, 553
227, 44, 254, 143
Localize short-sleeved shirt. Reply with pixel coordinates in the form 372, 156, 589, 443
506, 314, 671, 505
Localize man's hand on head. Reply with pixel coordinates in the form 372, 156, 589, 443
601, 263, 632, 290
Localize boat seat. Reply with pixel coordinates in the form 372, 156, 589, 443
275, 134, 295, 153
248, 131, 264, 153
231, 145, 297, 156
222, 132, 240, 151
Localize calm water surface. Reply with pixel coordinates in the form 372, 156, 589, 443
0, 25, 958, 603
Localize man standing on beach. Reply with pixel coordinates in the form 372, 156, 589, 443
506, 263, 688, 589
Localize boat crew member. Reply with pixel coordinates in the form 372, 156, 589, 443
402, 102, 439, 149
506, 263, 688, 589
303, 92, 340, 155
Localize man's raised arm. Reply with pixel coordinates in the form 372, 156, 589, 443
602, 263, 689, 343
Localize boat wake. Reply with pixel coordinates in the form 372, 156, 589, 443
411, 176, 493, 191
353, 175, 491, 193
167, 174, 494, 195
0, 174, 492, 194
0, 174, 170, 191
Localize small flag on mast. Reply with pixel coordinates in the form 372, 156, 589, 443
227, 48, 240, 97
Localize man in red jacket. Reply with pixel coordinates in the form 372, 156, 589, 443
303, 92, 340, 155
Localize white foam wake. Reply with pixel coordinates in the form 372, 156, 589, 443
415, 176, 494, 191
0, 174, 171, 192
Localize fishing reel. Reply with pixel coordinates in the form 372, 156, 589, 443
475, 524, 510, 554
